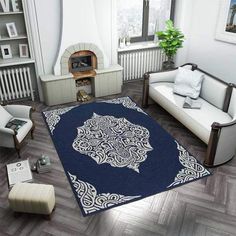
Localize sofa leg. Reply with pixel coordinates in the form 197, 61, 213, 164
30, 125, 35, 140
142, 73, 150, 108
31, 129, 34, 140
16, 148, 21, 158
13, 211, 21, 217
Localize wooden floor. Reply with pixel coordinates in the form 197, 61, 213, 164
1, 81, 236, 236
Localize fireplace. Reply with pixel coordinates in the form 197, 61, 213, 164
70, 55, 93, 72
68, 50, 97, 78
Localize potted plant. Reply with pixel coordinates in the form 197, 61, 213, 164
156, 20, 184, 70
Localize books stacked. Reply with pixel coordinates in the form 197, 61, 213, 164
183, 96, 202, 109
5, 119, 27, 131
6, 159, 33, 188
36, 155, 51, 173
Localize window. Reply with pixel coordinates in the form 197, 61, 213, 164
117, 0, 175, 43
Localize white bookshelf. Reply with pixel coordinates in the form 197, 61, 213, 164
0, 11, 23, 15
0, 34, 27, 42
0, 57, 35, 67
0, 0, 37, 101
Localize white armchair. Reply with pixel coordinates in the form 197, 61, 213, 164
0, 104, 35, 157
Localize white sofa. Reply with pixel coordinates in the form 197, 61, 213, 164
142, 63, 236, 167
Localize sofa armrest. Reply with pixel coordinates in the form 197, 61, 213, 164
4, 105, 34, 119
0, 127, 15, 135
148, 69, 178, 84
205, 120, 236, 167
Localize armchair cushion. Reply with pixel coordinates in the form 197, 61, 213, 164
0, 105, 13, 127
14, 118, 33, 143
173, 67, 204, 99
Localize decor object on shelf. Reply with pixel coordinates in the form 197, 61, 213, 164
0, 0, 20, 12
8, 183, 55, 219
215, 0, 236, 44
6, 159, 33, 188
156, 20, 184, 70
142, 63, 236, 167
19, 44, 29, 58
1, 44, 12, 59
0, 104, 35, 157
42, 97, 210, 216
125, 35, 131, 46
119, 37, 126, 48
6, 22, 18, 38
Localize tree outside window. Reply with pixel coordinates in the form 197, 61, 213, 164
117, 0, 175, 43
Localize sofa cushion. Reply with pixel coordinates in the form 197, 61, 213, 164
199, 72, 228, 110
149, 82, 232, 144
173, 67, 204, 99
0, 105, 13, 127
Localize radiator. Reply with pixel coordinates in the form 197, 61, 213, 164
0, 67, 34, 101
118, 47, 167, 82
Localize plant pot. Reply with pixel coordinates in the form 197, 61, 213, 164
162, 60, 175, 71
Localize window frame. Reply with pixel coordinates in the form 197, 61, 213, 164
130, 0, 176, 43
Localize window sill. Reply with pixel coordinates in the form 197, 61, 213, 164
117, 41, 159, 52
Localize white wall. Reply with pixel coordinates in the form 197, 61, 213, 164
175, 0, 236, 83
33, 0, 61, 75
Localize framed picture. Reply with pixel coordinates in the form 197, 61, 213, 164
215, 0, 236, 44
1, 45, 12, 59
19, 44, 29, 58
6, 22, 18, 38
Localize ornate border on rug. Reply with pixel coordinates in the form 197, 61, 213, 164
99, 97, 147, 115
167, 141, 211, 188
43, 106, 76, 135
68, 172, 141, 215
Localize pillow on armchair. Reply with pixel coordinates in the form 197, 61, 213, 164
173, 67, 204, 99
0, 106, 13, 127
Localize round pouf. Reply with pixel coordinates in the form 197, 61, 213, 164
8, 183, 55, 218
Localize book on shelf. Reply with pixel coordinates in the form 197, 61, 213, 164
6, 159, 33, 188
5, 119, 27, 131
183, 96, 202, 109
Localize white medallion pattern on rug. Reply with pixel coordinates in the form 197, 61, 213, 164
167, 141, 210, 188
100, 97, 147, 115
43, 106, 75, 135
68, 172, 140, 215
72, 113, 153, 173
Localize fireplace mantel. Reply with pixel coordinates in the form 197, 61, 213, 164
53, 0, 108, 75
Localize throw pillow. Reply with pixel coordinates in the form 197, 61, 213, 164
0, 105, 13, 127
173, 67, 204, 99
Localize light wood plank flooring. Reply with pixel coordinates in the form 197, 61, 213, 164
1, 81, 236, 236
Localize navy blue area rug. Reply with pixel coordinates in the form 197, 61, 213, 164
43, 97, 211, 216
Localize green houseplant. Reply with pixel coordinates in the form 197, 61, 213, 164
156, 20, 184, 70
